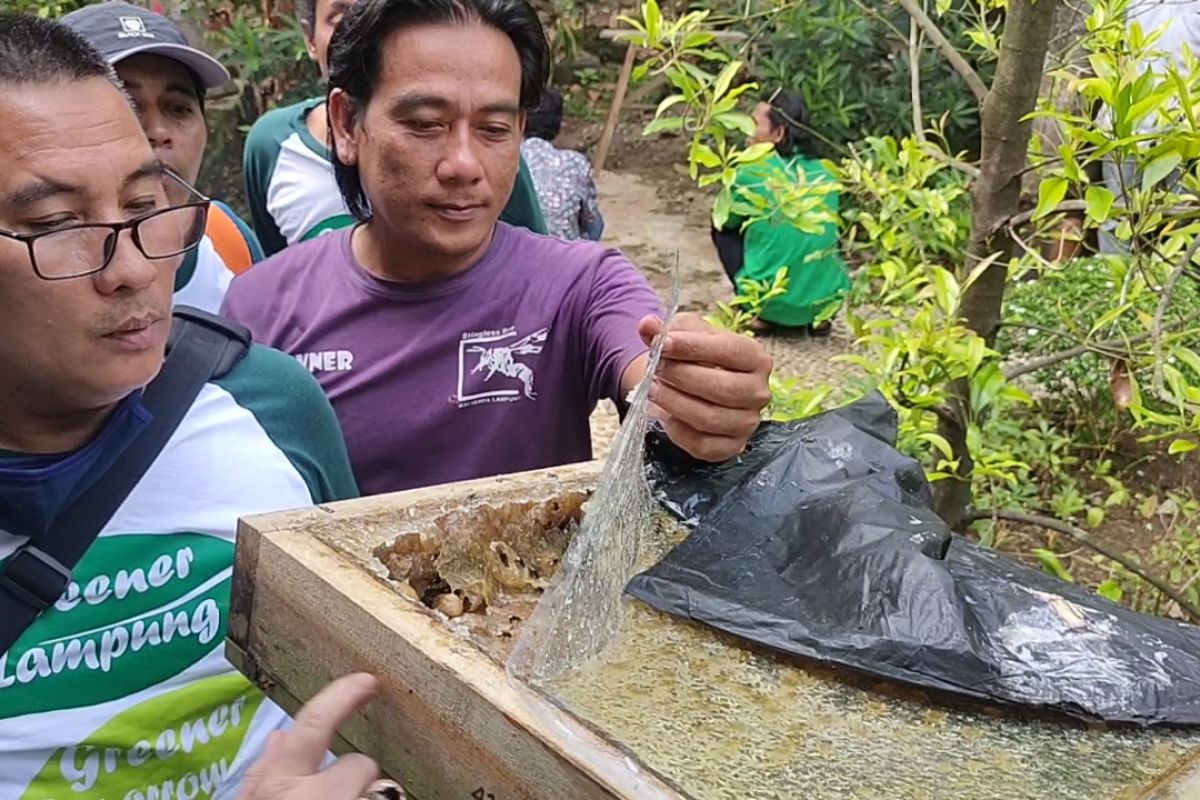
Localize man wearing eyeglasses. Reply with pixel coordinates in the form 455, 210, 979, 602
62, 1, 265, 313
0, 13, 358, 798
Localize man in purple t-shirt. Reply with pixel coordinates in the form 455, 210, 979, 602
221, 0, 772, 497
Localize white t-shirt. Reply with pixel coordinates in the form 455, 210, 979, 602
173, 235, 235, 314
0, 346, 357, 799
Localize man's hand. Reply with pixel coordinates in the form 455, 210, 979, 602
239, 673, 380, 800
631, 313, 772, 463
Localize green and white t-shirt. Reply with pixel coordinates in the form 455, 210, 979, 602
174, 235, 234, 313
243, 97, 548, 256
174, 201, 265, 313
0, 345, 358, 800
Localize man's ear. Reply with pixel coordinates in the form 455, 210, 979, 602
303, 28, 320, 63
518, 109, 527, 136
328, 88, 359, 166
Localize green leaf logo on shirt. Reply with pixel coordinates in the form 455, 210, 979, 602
0, 533, 233, 720
23, 672, 264, 799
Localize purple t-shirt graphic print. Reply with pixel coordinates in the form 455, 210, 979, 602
220, 223, 662, 496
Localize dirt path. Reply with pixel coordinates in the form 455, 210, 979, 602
594, 169, 730, 313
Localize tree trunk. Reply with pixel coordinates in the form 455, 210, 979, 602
1022, 2, 1092, 201
934, 0, 1061, 526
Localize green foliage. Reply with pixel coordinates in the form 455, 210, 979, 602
765, 376, 840, 421
1033, 548, 1075, 582
840, 135, 972, 268
3, 0, 89, 16
970, 412, 1110, 524
207, 12, 316, 119
688, 0, 993, 154
198, 4, 321, 211
1018, 0, 1200, 451
1000, 258, 1200, 421
1098, 494, 1200, 616
706, 268, 790, 334
563, 67, 616, 124
539, 0, 589, 63
623, 0, 1200, 623
832, 135, 1034, 482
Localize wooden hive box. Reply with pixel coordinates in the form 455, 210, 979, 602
228, 462, 684, 799
228, 461, 1200, 800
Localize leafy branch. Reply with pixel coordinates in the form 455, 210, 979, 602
1152, 235, 1200, 407
897, 0, 990, 103
1003, 310, 1200, 381
965, 508, 1200, 621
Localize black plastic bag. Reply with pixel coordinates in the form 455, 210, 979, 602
632, 392, 1200, 727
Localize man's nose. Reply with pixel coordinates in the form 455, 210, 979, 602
141, 106, 172, 151
435, 126, 485, 184
92, 228, 159, 295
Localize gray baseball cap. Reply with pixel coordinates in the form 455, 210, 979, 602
61, 2, 230, 90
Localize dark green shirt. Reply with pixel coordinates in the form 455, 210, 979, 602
722, 152, 851, 326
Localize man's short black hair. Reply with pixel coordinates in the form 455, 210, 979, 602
0, 11, 119, 88
327, 0, 551, 221
525, 85, 563, 141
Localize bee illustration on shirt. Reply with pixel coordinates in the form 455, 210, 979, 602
466, 327, 549, 400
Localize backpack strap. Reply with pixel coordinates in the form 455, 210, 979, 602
0, 306, 251, 656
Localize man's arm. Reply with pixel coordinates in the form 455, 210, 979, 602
243, 112, 291, 257
621, 314, 772, 463
580, 253, 771, 463
572, 153, 604, 241
214, 344, 359, 504
211, 199, 267, 268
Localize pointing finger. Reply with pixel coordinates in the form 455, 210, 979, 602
272, 673, 379, 775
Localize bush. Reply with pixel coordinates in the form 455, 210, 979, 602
4, 0, 89, 16
1000, 258, 1200, 421
692, 0, 993, 156
201, 7, 319, 213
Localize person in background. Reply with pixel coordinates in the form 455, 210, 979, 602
712, 89, 850, 336
522, 86, 604, 240
0, 13, 357, 796
242, 0, 546, 256
221, 0, 772, 498
62, 1, 265, 312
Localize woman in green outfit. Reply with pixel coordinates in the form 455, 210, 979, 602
712, 89, 851, 336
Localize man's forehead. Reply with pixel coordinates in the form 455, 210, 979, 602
115, 54, 200, 97
0, 80, 159, 200
3, 159, 162, 211
378, 24, 522, 98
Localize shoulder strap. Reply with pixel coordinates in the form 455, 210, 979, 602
0, 306, 251, 656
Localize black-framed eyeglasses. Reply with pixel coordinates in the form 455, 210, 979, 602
0, 170, 211, 281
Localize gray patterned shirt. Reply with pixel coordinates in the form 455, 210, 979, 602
521, 137, 603, 240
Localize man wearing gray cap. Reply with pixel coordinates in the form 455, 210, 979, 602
63, 1, 264, 312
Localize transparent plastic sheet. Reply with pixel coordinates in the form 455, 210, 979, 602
506, 272, 680, 684
548, 601, 1200, 800
631, 392, 1200, 727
